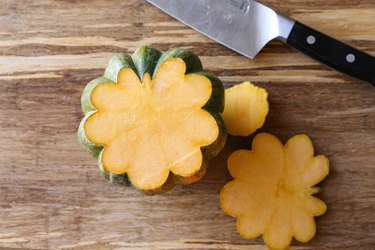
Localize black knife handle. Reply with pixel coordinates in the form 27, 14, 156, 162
287, 21, 375, 86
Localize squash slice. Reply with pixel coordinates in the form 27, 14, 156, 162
220, 133, 329, 250
222, 82, 269, 136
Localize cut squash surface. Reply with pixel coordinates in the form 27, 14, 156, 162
222, 82, 269, 137
79, 46, 227, 194
85, 59, 217, 190
220, 133, 329, 250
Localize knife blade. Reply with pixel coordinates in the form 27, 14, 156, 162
147, 0, 375, 86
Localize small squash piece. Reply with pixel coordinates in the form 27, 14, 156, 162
78, 46, 227, 195
222, 82, 269, 136
220, 133, 329, 250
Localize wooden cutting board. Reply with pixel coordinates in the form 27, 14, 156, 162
0, 0, 374, 249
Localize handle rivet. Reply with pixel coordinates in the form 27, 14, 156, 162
346, 54, 356, 63
307, 35, 316, 45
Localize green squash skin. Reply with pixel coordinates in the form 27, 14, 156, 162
98, 151, 129, 186
202, 114, 228, 161
195, 71, 225, 114
154, 48, 203, 74
78, 46, 227, 195
81, 77, 112, 115
78, 112, 103, 158
133, 46, 162, 80
104, 54, 137, 82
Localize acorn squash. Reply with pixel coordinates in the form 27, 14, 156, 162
78, 46, 227, 195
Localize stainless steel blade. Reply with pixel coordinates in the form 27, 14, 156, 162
147, 0, 295, 58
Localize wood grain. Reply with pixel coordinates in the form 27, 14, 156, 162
0, 0, 374, 249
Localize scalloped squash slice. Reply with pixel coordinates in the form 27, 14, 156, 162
222, 82, 269, 137
220, 133, 329, 250
78, 46, 227, 195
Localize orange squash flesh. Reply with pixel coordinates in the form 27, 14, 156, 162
220, 133, 329, 250
84, 58, 219, 190
222, 82, 269, 137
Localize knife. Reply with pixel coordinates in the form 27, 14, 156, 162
147, 0, 375, 87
